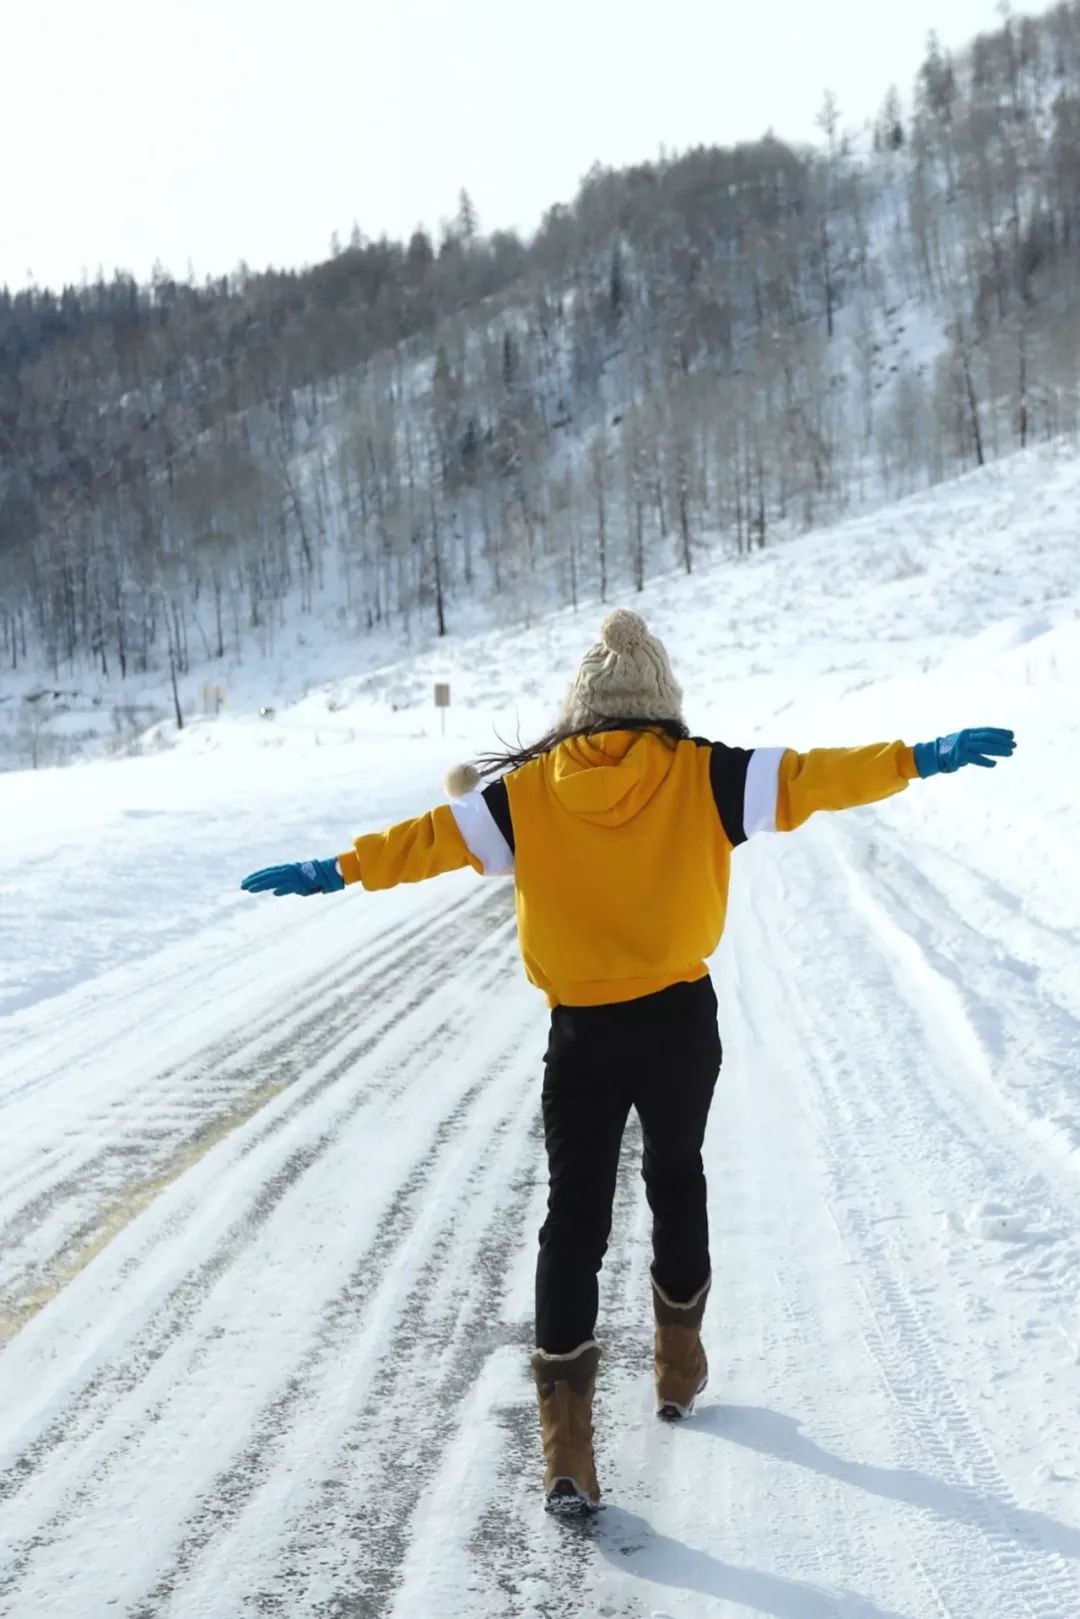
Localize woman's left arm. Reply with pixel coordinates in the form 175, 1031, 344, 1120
743, 727, 1016, 836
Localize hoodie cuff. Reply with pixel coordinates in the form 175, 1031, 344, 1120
898, 744, 921, 780
337, 848, 363, 885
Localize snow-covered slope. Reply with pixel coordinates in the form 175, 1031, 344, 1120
1, 441, 1079, 1617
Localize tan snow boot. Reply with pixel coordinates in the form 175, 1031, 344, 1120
653, 1274, 710, 1420
530, 1341, 601, 1513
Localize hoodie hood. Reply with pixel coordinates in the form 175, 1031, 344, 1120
548, 730, 677, 827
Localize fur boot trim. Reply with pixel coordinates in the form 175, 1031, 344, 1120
651, 1272, 711, 1318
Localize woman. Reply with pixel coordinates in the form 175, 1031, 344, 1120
242, 608, 1016, 1515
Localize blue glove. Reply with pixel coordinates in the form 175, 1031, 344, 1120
241, 858, 345, 897
913, 728, 1016, 778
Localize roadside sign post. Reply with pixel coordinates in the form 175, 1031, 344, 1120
434, 682, 450, 736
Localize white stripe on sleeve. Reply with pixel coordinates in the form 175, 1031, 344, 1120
449, 791, 515, 876
743, 746, 787, 837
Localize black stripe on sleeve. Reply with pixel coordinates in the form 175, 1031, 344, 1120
698, 741, 754, 848
482, 778, 515, 854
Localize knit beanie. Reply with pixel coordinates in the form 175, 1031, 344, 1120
560, 609, 683, 731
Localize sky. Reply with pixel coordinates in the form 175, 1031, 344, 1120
3, 0, 1039, 292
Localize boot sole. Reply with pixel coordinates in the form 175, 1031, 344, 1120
657, 1375, 708, 1422
658, 1402, 691, 1422
545, 1479, 601, 1516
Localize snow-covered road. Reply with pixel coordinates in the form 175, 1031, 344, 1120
4, 444, 1080, 1616
4, 811, 1080, 1619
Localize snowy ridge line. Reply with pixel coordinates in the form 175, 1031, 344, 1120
750, 838, 1080, 1615
0, 957, 528, 1612
0, 891, 517, 1516
0, 887, 508, 1336
122, 1009, 541, 1619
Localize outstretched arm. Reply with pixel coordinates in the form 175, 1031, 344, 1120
241, 783, 515, 898
337, 803, 484, 889
724, 727, 1016, 839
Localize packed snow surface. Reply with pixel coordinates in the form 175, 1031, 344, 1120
2, 441, 1080, 1617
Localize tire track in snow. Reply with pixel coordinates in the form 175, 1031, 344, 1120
0, 1000, 529, 1608
723, 952, 947, 1619
125, 1024, 541, 1619
0, 886, 461, 1117
240, 1043, 544, 1619
0, 895, 447, 1266
0, 887, 517, 1568
771, 1269, 959, 1619
0, 888, 495, 1338
808, 1031, 1080, 1617
0, 888, 474, 1210
844, 828, 1080, 1176
849, 1227, 1080, 1619
751, 836, 1080, 1619
0, 890, 477, 1251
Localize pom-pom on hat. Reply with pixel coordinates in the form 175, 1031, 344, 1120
561, 609, 683, 730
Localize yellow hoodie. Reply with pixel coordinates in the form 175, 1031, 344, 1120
339, 730, 919, 1007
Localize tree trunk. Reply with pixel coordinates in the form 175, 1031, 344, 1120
595, 476, 607, 603
1017, 324, 1029, 449
169, 645, 184, 731
960, 347, 986, 467
821, 217, 835, 339
432, 513, 447, 638
754, 449, 767, 548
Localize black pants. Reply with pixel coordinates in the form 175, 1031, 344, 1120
535, 976, 722, 1354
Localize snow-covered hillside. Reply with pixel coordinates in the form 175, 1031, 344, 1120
1, 442, 1079, 1617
